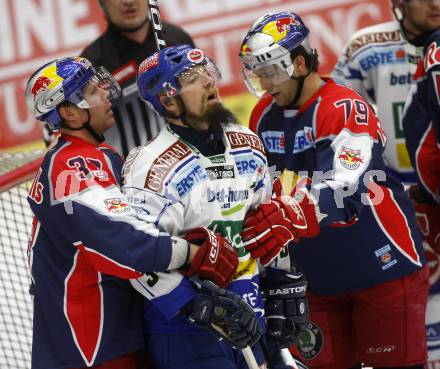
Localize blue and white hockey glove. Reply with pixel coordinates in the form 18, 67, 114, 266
183, 280, 262, 348
260, 269, 308, 348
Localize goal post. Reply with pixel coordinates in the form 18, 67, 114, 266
0, 150, 44, 369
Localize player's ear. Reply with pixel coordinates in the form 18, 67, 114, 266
293, 55, 307, 76
58, 102, 83, 127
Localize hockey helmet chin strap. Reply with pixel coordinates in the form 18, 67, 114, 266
61, 109, 105, 143
164, 95, 204, 131
288, 49, 318, 108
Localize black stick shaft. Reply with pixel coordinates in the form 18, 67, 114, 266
148, 0, 166, 50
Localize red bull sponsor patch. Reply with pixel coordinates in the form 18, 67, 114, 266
375, 244, 397, 270
337, 146, 364, 170
104, 198, 130, 214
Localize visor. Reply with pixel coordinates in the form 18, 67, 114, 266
242, 64, 291, 97
161, 59, 222, 98
68, 67, 121, 109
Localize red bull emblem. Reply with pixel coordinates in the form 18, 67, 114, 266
31, 76, 51, 100
337, 146, 364, 170
276, 16, 299, 34
187, 49, 204, 63
241, 44, 252, 55
380, 252, 392, 264
104, 198, 129, 214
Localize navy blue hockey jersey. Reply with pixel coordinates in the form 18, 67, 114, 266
250, 79, 425, 295
27, 134, 185, 369
403, 31, 440, 203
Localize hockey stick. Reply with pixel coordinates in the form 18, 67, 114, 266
190, 278, 260, 369
148, 0, 166, 50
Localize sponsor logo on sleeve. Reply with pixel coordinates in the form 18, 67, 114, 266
226, 131, 265, 154
104, 198, 130, 214
345, 31, 400, 59
337, 146, 364, 170
145, 141, 192, 192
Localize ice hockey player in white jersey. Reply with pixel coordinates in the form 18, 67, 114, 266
123, 45, 310, 369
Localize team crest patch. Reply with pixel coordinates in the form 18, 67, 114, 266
295, 321, 324, 360
337, 146, 364, 170
375, 244, 397, 270
104, 198, 130, 214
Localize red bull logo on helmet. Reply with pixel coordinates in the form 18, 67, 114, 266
262, 15, 299, 43
31, 76, 51, 100
241, 44, 252, 55
276, 16, 300, 33
31, 64, 64, 101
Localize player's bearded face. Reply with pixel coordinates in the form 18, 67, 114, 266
185, 101, 238, 131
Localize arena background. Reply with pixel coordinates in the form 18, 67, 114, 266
0, 0, 393, 151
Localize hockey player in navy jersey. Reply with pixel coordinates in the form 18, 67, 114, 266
334, 2, 440, 366
333, 0, 440, 184
239, 11, 430, 369
122, 45, 310, 369
403, 27, 440, 367
25, 57, 241, 369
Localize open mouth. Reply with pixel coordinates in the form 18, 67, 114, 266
207, 92, 217, 102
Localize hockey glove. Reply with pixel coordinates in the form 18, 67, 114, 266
184, 280, 262, 348
408, 185, 440, 254
183, 227, 238, 287
242, 195, 320, 265
260, 269, 309, 348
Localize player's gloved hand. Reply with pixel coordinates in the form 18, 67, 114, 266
241, 195, 320, 265
408, 185, 440, 254
260, 268, 308, 348
182, 227, 238, 287
183, 280, 262, 348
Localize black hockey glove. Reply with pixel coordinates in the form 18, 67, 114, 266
260, 268, 308, 348
183, 280, 262, 348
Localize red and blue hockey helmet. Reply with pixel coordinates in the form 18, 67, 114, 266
239, 12, 313, 97
137, 45, 221, 116
25, 57, 120, 130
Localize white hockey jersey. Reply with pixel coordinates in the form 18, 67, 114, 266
122, 123, 287, 330
333, 21, 422, 182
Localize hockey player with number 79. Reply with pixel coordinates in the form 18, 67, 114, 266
122, 44, 311, 369
239, 10, 431, 369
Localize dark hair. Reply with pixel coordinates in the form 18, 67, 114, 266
290, 46, 319, 72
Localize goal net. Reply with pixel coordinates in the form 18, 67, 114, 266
0, 149, 44, 369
